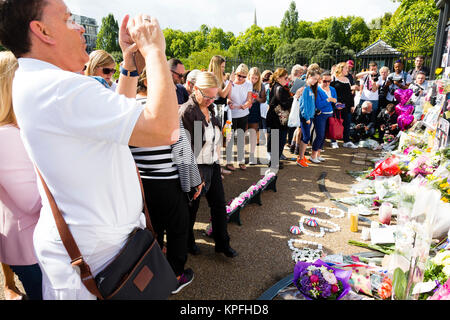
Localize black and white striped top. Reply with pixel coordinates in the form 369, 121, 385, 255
130, 98, 179, 180
130, 145, 179, 180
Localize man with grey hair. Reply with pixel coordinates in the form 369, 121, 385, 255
184, 69, 201, 96
350, 101, 376, 143
290, 64, 306, 94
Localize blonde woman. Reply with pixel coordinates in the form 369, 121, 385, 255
225, 63, 253, 171
247, 67, 266, 164
330, 62, 358, 149
208, 55, 235, 101
0, 51, 42, 300
180, 72, 237, 259
84, 49, 117, 91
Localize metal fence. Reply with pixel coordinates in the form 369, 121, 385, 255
225, 49, 433, 75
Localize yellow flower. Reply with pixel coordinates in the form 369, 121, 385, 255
442, 197, 449, 203
447, 189, 450, 195
441, 182, 450, 189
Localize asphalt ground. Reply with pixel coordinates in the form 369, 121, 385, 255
0, 140, 380, 300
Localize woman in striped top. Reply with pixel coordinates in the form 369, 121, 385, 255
129, 68, 203, 292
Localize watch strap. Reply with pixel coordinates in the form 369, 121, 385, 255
120, 65, 139, 77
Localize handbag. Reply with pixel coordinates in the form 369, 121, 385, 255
287, 98, 300, 128
274, 104, 290, 126
36, 166, 178, 300
326, 110, 344, 140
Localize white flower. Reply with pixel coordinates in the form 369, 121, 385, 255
443, 265, 450, 278
321, 270, 337, 284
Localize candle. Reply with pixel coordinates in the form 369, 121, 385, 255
349, 207, 359, 232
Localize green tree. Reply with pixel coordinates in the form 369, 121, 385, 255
327, 18, 345, 45
184, 47, 232, 71
207, 27, 235, 50
348, 17, 371, 52
311, 17, 333, 40
274, 38, 354, 70
280, 1, 299, 43
298, 21, 314, 38
95, 13, 120, 53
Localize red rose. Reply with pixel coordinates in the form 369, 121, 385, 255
331, 284, 339, 293
310, 275, 319, 283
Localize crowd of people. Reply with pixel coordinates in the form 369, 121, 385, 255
0, 0, 432, 300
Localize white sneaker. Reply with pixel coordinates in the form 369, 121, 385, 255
331, 142, 339, 149
309, 157, 321, 164
317, 156, 325, 162
343, 142, 358, 149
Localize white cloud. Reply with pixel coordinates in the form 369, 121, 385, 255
65, 0, 400, 34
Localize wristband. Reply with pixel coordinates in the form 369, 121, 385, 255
119, 65, 139, 77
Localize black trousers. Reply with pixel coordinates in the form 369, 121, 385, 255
188, 163, 230, 250
142, 178, 189, 276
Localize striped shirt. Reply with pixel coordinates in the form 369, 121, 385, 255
130, 145, 179, 180
130, 98, 179, 180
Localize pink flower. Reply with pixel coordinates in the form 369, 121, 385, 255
310, 275, 319, 283
331, 285, 339, 293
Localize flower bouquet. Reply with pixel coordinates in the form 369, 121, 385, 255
293, 259, 352, 300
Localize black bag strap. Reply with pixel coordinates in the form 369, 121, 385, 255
35, 165, 154, 300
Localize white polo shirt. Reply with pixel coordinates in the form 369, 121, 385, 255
12, 58, 145, 299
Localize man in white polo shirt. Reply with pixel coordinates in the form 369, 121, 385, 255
0, 0, 179, 299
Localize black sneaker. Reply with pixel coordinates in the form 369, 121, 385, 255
171, 268, 194, 294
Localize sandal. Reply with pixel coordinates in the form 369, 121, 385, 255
239, 164, 247, 171
225, 164, 236, 171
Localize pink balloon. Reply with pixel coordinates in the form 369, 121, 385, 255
394, 89, 414, 105
397, 114, 414, 131
395, 104, 414, 116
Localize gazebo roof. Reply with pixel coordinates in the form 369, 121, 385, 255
356, 39, 402, 57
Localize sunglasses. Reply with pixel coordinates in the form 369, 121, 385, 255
101, 67, 115, 75
198, 88, 217, 101
237, 74, 247, 79
322, 80, 331, 83
171, 69, 184, 78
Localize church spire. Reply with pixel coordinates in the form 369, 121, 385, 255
254, 9, 257, 26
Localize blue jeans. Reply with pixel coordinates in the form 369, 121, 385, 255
10, 264, 42, 300
300, 117, 312, 144
313, 113, 332, 151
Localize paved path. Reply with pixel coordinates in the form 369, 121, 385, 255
0, 143, 380, 300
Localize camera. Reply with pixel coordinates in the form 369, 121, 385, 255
372, 74, 379, 82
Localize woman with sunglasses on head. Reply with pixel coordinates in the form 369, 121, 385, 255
225, 64, 253, 171
180, 72, 237, 259
310, 71, 337, 163
84, 50, 117, 91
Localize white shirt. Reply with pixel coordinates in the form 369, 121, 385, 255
196, 120, 221, 165
229, 80, 253, 119
386, 71, 413, 101
360, 74, 379, 101
12, 58, 145, 299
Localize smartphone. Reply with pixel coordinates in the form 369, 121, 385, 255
231, 66, 235, 73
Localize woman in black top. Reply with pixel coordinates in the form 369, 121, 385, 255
179, 72, 237, 259
266, 68, 303, 168
330, 62, 358, 149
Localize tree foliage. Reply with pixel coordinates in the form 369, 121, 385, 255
280, 1, 299, 43
96, 13, 120, 53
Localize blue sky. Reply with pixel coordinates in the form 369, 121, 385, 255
65, 0, 401, 34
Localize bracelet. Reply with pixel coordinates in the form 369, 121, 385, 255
119, 65, 139, 77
